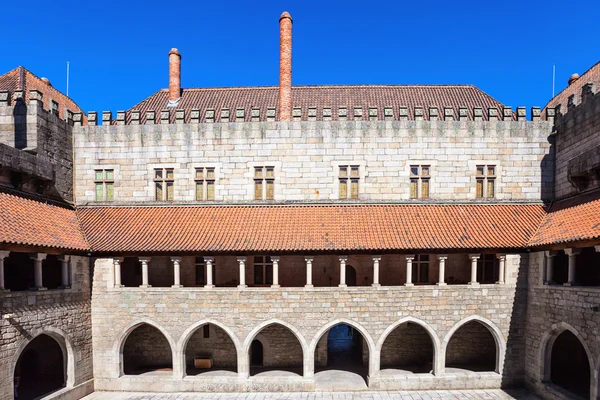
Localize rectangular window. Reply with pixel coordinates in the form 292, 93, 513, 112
339, 165, 360, 199
93, 169, 114, 201
253, 256, 273, 285
476, 165, 496, 199
254, 167, 275, 200
195, 167, 216, 201
477, 254, 498, 283
154, 168, 174, 201
203, 325, 210, 338
411, 254, 429, 283
409, 165, 430, 199
195, 257, 216, 286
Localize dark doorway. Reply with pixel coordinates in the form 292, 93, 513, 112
250, 340, 263, 367
14, 334, 65, 400
346, 265, 357, 286
550, 330, 590, 398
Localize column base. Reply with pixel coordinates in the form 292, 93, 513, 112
371, 283, 381, 287
171, 284, 183, 288
237, 284, 247, 289
30, 287, 47, 291
436, 282, 447, 286
543, 281, 555, 285
139, 284, 152, 288
563, 282, 574, 286
468, 282, 480, 286
113, 284, 124, 288
271, 284, 280, 288
495, 281, 505, 285
204, 284, 215, 289
0, 288, 10, 292
338, 284, 347, 288
59, 285, 72, 289
404, 283, 414, 287
304, 284, 314, 288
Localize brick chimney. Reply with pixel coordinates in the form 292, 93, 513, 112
279, 12, 293, 121
168, 48, 181, 104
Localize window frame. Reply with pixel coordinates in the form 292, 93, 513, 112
253, 255, 273, 286
409, 165, 431, 200
412, 254, 430, 284
154, 167, 175, 201
253, 166, 275, 201
477, 253, 498, 284
93, 169, 115, 201
476, 164, 496, 199
338, 165, 360, 200
194, 167, 216, 201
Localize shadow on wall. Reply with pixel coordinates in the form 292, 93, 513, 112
540, 137, 555, 204
13, 97, 27, 150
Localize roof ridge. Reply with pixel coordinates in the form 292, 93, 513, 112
542, 60, 600, 109
163, 84, 484, 91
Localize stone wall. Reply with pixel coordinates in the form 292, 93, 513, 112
255, 324, 303, 368
123, 324, 173, 373
380, 322, 434, 370
0, 255, 93, 400
91, 254, 528, 392
185, 324, 237, 369
524, 251, 600, 400
445, 321, 496, 369
73, 120, 553, 204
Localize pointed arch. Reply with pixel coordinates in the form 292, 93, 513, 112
242, 318, 308, 356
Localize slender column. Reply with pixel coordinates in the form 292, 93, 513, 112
113, 257, 123, 288
0, 251, 10, 291
405, 255, 415, 286
205, 256, 215, 288
372, 256, 381, 287
171, 256, 182, 288
564, 249, 579, 286
339, 256, 348, 287
58, 255, 71, 288
237, 257, 247, 289
30, 253, 47, 290
496, 254, 506, 284
544, 251, 556, 284
305, 256, 314, 288
271, 256, 280, 288
437, 255, 447, 286
139, 257, 151, 288
469, 254, 480, 286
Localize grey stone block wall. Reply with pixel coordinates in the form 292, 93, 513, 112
73, 120, 553, 204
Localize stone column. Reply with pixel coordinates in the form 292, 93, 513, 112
544, 251, 556, 284
205, 256, 215, 288
405, 255, 415, 286
437, 255, 447, 286
564, 248, 579, 286
171, 256, 182, 288
469, 254, 480, 286
139, 257, 151, 288
0, 251, 10, 291
496, 254, 506, 284
30, 253, 47, 290
271, 256, 280, 288
237, 257, 247, 289
372, 256, 381, 287
113, 257, 123, 287
305, 256, 313, 288
59, 255, 71, 288
339, 256, 348, 287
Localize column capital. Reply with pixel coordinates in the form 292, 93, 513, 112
564, 248, 580, 257
57, 255, 71, 262
270, 256, 280, 262
203, 256, 215, 263
138, 256, 151, 263
236, 256, 246, 263
30, 253, 47, 261
112, 257, 124, 264
437, 254, 448, 261
0, 250, 10, 259
496, 254, 507, 261
468, 253, 481, 260
338, 255, 349, 262
544, 250, 557, 258
594, 246, 600, 253
405, 254, 415, 261
372, 255, 382, 261
304, 256, 314, 262
170, 256, 182, 263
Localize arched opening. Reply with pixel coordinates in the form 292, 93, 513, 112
549, 330, 590, 398
380, 322, 434, 374
346, 265, 357, 286
314, 323, 369, 390
184, 323, 237, 376
248, 323, 303, 377
250, 340, 263, 366
445, 321, 496, 372
122, 323, 173, 375
14, 334, 65, 400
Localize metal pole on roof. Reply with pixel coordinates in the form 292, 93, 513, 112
552, 64, 555, 98
66, 61, 70, 97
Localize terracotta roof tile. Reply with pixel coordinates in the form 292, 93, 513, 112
0, 189, 88, 251
77, 204, 545, 254
124, 85, 506, 123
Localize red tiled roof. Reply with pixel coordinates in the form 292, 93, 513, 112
0, 190, 88, 251
529, 192, 600, 247
0, 66, 85, 121
125, 85, 506, 123
542, 61, 600, 117
77, 204, 544, 254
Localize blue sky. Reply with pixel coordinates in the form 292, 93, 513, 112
1, 0, 598, 114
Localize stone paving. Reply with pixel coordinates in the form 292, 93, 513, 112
82, 389, 540, 400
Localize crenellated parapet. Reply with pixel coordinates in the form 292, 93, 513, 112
76, 105, 550, 126
0, 89, 79, 126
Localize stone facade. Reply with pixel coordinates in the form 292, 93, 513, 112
73, 118, 553, 204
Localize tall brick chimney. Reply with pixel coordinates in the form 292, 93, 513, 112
279, 12, 293, 121
168, 48, 181, 103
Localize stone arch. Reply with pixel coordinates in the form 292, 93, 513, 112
176, 319, 241, 377
115, 318, 176, 377
10, 326, 76, 394
441, 315, 505, 374
310, 319, 376, 375
539, 322, 594, 398
376, 316, 441, 375
242, 318, 308, 377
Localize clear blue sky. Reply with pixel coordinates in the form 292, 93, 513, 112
1, 0, 598, 114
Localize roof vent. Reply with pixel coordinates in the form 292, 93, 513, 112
40, 77, 52, 87
568, 73, 580, 86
